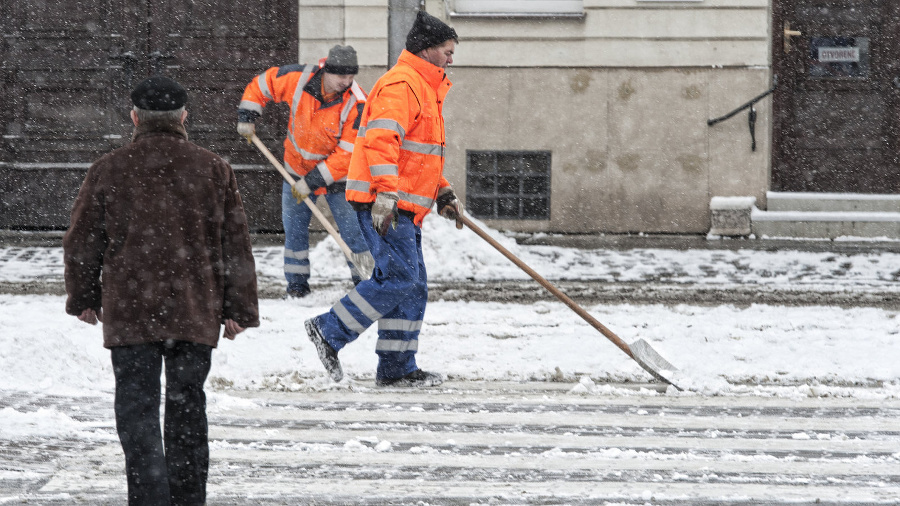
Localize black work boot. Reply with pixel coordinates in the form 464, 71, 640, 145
305, 317, 343, 382
283, 283, 311, 299
376, 369, 443, 388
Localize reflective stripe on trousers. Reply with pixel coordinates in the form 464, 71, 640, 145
281, 181, 370, 290
316, 212, 427, 380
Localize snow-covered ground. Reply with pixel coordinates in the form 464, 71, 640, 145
0, 213, 900, 396
1, 213, 898, 398
1, 215, 899, 504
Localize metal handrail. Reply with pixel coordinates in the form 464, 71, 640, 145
707, 76, 777, 126
707, 77, 777, 151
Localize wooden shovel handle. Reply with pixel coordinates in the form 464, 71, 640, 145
459, 215, 635, 360
250, 134, 297, 186
249, 134, 356, 264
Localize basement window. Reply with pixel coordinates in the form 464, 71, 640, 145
466, 150, 551, 220
449, 0, 584, 18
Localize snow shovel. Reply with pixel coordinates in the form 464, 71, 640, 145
458, 214, 681, 390
249, 134, 372, 280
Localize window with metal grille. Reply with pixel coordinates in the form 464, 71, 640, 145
465, 150, 551, 220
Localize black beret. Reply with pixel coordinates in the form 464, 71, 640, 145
131, 76, 188, 111
405, 10, 458, 55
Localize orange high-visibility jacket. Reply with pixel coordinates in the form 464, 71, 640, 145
238, 61, 366, 192
345, 50, 452, 225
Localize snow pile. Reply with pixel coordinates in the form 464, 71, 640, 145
0, 407, 90, 439
3, 214, 900, 289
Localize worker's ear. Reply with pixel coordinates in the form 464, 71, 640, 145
130, 109, 139, 126
181, 109, 188, 124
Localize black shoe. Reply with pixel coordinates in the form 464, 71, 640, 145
376, 369, 443, 388
283, 284, 311, 299
304, 317, 343, 382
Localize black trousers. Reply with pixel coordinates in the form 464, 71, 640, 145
111, 340, 213, 506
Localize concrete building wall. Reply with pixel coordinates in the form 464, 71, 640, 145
297, 0, 773, 234
443, 66, 771, 233
298, 0, 390, 67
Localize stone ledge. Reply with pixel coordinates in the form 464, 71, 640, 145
709, 196, 756, 237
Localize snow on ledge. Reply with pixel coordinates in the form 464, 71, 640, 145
710, 196, 756, 210
767, 191, 900, 201
751, 209, 900, 222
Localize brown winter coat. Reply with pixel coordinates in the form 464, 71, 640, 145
64, 120, 260, 348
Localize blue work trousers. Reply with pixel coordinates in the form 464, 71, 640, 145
282, 181, 369, 291
317, 211, 427, 381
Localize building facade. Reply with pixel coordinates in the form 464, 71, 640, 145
3, 0, 895, 235
301, 0, 772, 234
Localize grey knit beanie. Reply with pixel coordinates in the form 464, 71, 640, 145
322, 45, 359, 75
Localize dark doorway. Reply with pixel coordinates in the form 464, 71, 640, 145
772, 0, 900, 193
0, 0, 297, 231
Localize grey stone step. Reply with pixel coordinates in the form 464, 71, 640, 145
751, 208, 900, 239
766, 191, 900, 213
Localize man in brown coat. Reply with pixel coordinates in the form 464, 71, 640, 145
64, 75, 259, 506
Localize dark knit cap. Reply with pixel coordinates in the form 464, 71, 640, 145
322, 45, 359, 75
131, 76, 187, 111
405, 10, 458, 54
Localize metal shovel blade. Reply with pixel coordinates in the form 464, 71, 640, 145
629, 338, 682, 391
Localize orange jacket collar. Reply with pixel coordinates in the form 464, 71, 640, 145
398, 49, 450, 91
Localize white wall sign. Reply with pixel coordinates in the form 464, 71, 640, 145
818, 47, 860, 63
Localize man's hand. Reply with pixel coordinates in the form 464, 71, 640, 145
236, 122, 256, 143
291, 178, 311, 203
223, 319, 245, 340
371, 192, 399, 236
77, 308, 102, 325
436, 187, 463, 229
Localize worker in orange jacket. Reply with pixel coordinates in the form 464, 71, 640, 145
306, 11, 462, 388
237, 45, 374, 298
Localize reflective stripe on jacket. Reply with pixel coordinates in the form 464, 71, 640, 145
345, 50, 452, 225
238, 62, 366, 191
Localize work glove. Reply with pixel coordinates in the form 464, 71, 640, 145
436, 187, 463, 229
371, 192, 399, 236
291, 178, 311, 203
236, 122, 255, 142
